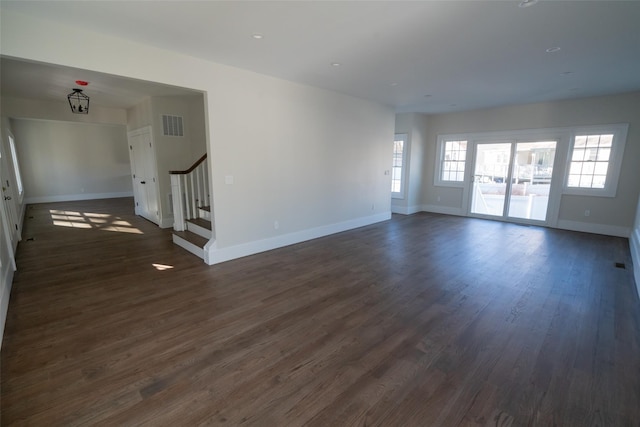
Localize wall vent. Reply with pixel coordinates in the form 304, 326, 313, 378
162, 115, 184, 137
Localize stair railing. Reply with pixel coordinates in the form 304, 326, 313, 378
169, 154, 209, 231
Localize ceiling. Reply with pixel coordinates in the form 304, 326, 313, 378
1, 1, 640, 114
0, 59, 201, 109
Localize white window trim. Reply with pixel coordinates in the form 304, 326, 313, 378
562, 123, 629, 197
391, 133, 409, 199
435, 134, 470, 188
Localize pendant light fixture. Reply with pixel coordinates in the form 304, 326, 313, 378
68, 80, 90, 114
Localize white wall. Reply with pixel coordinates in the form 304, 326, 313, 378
1, 8, 394, 262
417, 92, 640, 235
126, 97, 152, 131
11, 119, 132, 203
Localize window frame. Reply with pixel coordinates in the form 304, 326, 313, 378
562, 123, 628, 197
434, 135, 469, 188
391, 133, 408, 199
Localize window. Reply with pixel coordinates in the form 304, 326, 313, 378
435, 137, 467, 186
7, 135, 23, 199
391, 134, 408, 198
564, 124, 628, 197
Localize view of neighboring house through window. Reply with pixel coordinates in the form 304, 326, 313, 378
567, 133, 612, 189
438, 140, 467, 184
391, 134, 407, 198
563, 124, 628, 197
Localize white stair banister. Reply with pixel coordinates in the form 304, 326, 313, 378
169, 154, 208, 230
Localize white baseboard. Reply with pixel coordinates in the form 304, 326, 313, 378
206, 212, 391, 265
421, 204, 466, 216
630, 227, 640, 301
391, 204, 422, 215
160, 216, 174, 229
0, 265, 15, 350
24, 191, 134, 204
556, 219, 630, 238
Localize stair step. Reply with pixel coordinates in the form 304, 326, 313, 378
186, 217, 212, 239
198, 205, 211, 220
172, 230, 208, 259
188, 217, 211, 230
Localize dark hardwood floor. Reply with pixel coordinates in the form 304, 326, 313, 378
2, 198, 639, 426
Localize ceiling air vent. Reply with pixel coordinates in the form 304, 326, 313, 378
162, 115, 184, 137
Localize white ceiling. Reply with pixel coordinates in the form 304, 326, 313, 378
2, 1, 640, 113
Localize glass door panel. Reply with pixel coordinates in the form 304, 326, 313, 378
470, 143, 512, 217
507, 141, 557, 221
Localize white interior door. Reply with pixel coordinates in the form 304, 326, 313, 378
128, 127, 159, 225
0, 150, 19, 250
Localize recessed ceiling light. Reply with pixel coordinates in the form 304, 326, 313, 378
251, 34, 263, 40
331, 62, 341, 67
424, 94, 432, 98
546, 47, 561, 53
561, 71, 573, 76
390, 82, 398, 87
519, 0, 539, 8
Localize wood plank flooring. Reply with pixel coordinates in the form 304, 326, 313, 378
2, 198, 639, 426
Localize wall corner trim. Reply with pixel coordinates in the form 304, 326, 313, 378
391, 205, 422, 215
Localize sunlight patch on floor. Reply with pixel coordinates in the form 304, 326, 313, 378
49, 209, 144, 234
152, 263, 174, 271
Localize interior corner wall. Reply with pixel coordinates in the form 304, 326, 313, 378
149, 95, 207, 225
11, 119, 132, 203
393, 113, 428, 215
420, 92, 640, 234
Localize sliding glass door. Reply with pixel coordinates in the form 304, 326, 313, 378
470, 140, 557, 223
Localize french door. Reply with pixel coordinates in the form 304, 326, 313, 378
469, 140, 557, 223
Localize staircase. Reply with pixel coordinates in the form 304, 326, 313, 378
169, 154, 213, 261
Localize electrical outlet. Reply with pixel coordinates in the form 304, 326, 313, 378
437, 196, 441, 202
274, 220, 279, 230
584, 209, 590, 217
